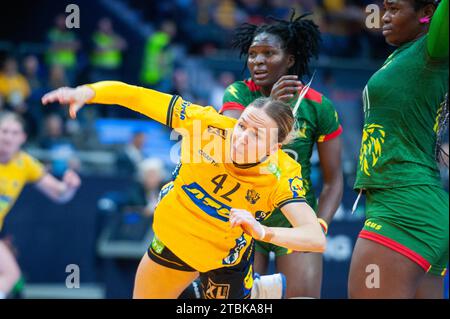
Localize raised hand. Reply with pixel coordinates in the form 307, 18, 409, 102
229, 208, 265, 240
41, 86, 95, 119
270, 75, 303, 102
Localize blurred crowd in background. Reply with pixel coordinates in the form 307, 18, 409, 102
0, 0, 398, 179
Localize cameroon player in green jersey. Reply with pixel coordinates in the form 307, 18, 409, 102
221, 12, 344, 298
348, 0, 449, 298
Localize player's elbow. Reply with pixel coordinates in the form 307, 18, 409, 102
292, 228, 326, 253
302, 230, 326, 253
312, 232, 327, 253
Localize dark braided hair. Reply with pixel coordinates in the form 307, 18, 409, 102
435, 93, 449, 166
232, 9, 321, 79
413, 0, 441, 11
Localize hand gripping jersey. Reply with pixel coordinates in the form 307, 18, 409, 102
87, 81, 307, 272
0, 152, 44, 231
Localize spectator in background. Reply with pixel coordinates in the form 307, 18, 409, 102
240, 0, 268, 25
209, 71, 235, 111
44, 65, 69, 119
40, 113, 80, 178
0, 57, 30, 113
0, 57, 37, 138
171, 68, 196, 102
140, 20, 177, 92
319, 0, 368, 57
45, 14, 81, 84
116, 131, 146, 177
22, 55, 43, 94
48, 65, 69, 90
90, 18, 127, 82
23, 55, 45, 140
213, 0, 243, 30
126, 158, 168, 217
269, 0, 300, 20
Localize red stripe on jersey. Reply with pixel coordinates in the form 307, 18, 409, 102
304, 88, 323, 104
220, 102, 246, 114
318, 125, 343, 142
359, 230, 431, 272
244, 79, 260, 92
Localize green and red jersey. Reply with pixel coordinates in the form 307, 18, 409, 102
354, 35, 449, 190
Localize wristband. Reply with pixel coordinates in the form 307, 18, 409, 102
257, 223, 266, 241
318, 218, 328, 235
261, 225, 275, 242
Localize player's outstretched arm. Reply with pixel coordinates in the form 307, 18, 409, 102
229, 203, 326, 253
42, 81, 185, 126
35, 170, 81, 204
427, 0, 448, 58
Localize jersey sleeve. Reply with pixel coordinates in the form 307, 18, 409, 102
427, 0, 448, 59
316, 96, 343, 143
87, 81, 217, 132
220, 81, 253, 113
23, 153, 45, 183
270, 159, 307, 209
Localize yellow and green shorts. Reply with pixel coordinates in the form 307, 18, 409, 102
360, 185, 449, 276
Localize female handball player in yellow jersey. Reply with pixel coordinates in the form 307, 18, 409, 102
0, 112, 81, 299
42, 81, 326, 299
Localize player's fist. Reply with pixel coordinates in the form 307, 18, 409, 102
62, 169, 81, 190
229, 208, 265, 240
41, 86, 95, 119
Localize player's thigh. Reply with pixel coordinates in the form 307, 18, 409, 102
0, 240, 21, 293
348, 237, 425, 299
415, 273, 445, 299
254, 242, 270, 275
0, 240, 20, 275
133, 254, 199, 299
276, 252, 322, 298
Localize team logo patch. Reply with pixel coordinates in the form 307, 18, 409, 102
296, 121, 308, 139
288, 176, 305, 198
198, 149, 219, 167
175, 101, 191, 121
207, 125, 228, 139
223, 234, 247, 265
267, 163, 281, 180
0, 195, 12, 215
204, 278, 230, 299
243, 264, 254, 292
245, 189, 260, 205
151, 236, 165, 254
359, 123, 385, 176
255, 210, 271, 222
182, 183, 231, 222
157, 182, 174, 206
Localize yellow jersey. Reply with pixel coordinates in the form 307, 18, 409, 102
0, 152, 44, 231
88, 81, 307, 272
0, 73, 31, 103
